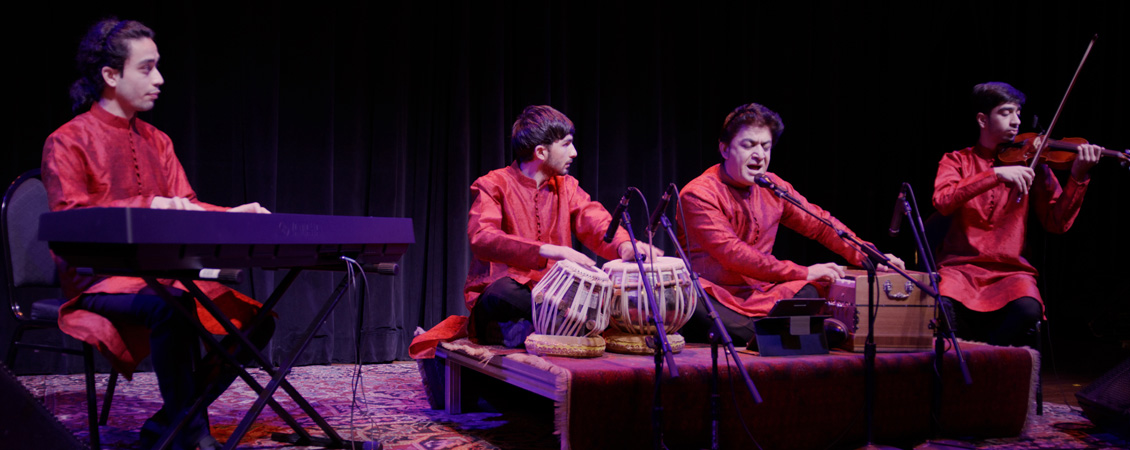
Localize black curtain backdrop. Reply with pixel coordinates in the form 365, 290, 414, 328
5, 2, 1128, 373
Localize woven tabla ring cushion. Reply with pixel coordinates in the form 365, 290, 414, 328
604, 332, 685, 355
524, 334, 606, 358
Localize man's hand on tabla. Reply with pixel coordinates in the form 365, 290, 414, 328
539, 244, 596, 267
618, 241, 664, 262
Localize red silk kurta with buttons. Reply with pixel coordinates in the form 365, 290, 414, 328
677, 165, 869, 318
409, 162, 630, 359
464, 162, 630, 308
932, 146, 1089, 312
41, 103, 262, 376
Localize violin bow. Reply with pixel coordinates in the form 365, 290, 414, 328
1026, 34, 1098, 172
1014, 34, 1099, 202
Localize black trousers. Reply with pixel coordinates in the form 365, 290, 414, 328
946, 296, 1042, 347
82, 292, 275, 449
470, 277, 533, 345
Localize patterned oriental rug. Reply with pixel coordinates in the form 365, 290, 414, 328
15, 362, 1130, 450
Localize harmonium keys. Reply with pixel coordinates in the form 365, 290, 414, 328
825, 269, 934, 352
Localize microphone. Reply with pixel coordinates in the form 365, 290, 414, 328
646, 186, 673, 235
753, 174, 783, 196
888, 191, 906, 237
603, 191, 631, 243
753, 174, 772, 188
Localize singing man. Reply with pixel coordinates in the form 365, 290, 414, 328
677, 102, 903, 345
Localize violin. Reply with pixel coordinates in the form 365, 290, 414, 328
997, 132, 1130, 170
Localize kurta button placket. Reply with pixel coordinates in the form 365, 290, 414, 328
129, 125, 142, 194
534, 189, 543, 241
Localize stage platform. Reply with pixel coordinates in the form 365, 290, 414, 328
435, 340, 1036, 450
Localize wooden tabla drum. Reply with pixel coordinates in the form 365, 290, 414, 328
600, 256, 697, 354
525, 260, 613, 358
825, 269, 934, 352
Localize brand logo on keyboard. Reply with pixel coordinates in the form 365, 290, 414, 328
278, 222, 322, 237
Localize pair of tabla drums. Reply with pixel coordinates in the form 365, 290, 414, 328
525, 256, 697, 358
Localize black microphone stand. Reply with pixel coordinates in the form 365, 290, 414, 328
858, 258, 893, 450
654, 212, 763, 450
755, 175, 930, 450
897, 183, 972, 450
616, 189, 679, 450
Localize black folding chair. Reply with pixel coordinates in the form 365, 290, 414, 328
3, 169, 118, 447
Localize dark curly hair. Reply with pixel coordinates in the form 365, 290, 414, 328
510, 105, 575, 162
69, 18, 155, 112
719, 103, 784, 145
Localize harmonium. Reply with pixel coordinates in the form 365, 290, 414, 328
825, 269, 935, 352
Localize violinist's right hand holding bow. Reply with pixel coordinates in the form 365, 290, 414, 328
994, 166, 1035, 196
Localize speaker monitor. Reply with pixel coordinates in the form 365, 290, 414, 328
0, 361, 86, 450
1076, 357, 1130, 439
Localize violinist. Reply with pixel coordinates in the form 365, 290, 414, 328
932, 82, 1102, 347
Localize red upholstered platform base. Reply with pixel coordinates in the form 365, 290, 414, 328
437, 341, 1034, 450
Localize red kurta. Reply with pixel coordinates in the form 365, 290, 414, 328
41, 103, 262, 376
464, 162, 629, 308
677, 165, 869, 317
932, 145, 1089, 312
409, 162, 629, 358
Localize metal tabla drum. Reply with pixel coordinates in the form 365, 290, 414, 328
525, 259, 614, 358
601, 256, 697, 354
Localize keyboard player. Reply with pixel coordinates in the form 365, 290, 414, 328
41, 18, 272, 450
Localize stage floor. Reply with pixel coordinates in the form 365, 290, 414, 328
10, 361, 1130, 449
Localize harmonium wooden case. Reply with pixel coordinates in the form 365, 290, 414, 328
825, 269, 935, 352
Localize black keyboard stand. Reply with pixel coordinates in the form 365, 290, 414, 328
41, 209, 413, 449
137, 268, 378, 450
